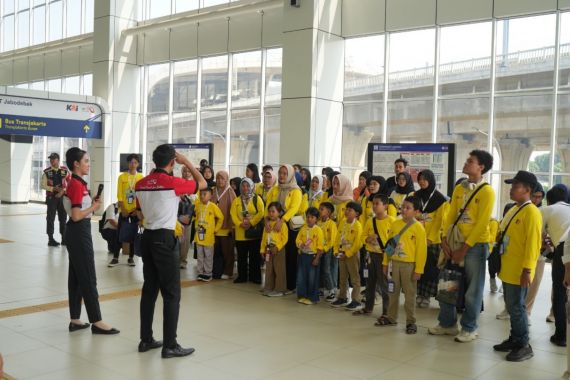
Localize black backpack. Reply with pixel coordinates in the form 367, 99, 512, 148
99, 204, 118, 233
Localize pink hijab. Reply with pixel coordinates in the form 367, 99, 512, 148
329, 174, 353, 204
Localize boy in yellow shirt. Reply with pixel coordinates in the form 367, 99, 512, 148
493, 171, 542, 362
295, 207, 325, 305
355, 194, 394, 317
319, 202, 339, 302
261, 202, 289, 297
331, 201, 363, 311
379, 196, 427, 334
194, 188, 224, 282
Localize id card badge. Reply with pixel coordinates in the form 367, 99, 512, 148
387, 279, 395, 294
500, 235, 510, 255
198, 226, 206, 241
126, 189, 135, 205
363, 268, 369, 279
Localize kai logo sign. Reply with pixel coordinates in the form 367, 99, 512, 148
66, 104, 79, 111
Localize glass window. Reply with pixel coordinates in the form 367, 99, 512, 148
172, 112, 197, 144
30, 80, 44, 90
3, 15, 15, 52
15, 83, 29, 89
149, 0, 171, 19
46, 136, 61, 158
30, 136, 45, 201
48, 0, 63, 41
439, 22, 492, 96
555, 94, 570, 176
66, 0, 81, 37
82, 74, 93, 95
63, 138, 79, 153
265, 48, 282, 106
386, 100, 433, 143
388, 28, 435, 99
200, 110, 227, 172
201, 55, 228, 110
202, 0, 228, 8
175, 0, 199, 13
64, 76, 80, 94
47, 78, 62, 92
147, 63, 170, 113
32, 5, 45, 45
560, 12, 570, 90
173, 59, 198, 112
495, 14, 556, 92
232, 51, 262, 108
33, 0, 45, 5
84, 0, 93, 33
145, 114, 169, 173
230, 109, 260, 171
19, 0, 30, 10
4, 0, 15, 14
264, 107, 280, 166
17, 10, 30, 48
344, 35, 384, 102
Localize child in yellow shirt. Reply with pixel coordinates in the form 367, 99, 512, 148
319, 202, 339, 301
331, 201, 363, 311
194, 188, 224, 282
296, 207, 325, 305
261, 202, 289, 297
380, 196, 427, 334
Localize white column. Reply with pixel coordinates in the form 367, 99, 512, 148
0, 136, 33, 203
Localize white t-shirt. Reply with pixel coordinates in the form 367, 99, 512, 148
103, 203, 119, 230
541, 202, 570, 246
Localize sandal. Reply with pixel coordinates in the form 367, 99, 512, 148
352, 309, 372, 316
374, 315, 397, 326
406, 323, 417, 334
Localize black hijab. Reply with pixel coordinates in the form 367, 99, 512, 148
359, 171, 372, 196
367, 175, 386, 202
326, 170, 340, 197
230, 177, 242, 197
414, 169, 447, 214
394, 172, 414, 195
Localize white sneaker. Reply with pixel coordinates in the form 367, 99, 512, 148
267, 291, 284, 297
221, 274, 230, 280
428, 324, 459, 336
496, 309, 510, 320
454, 330, 478, 343
490, 278, 498, 293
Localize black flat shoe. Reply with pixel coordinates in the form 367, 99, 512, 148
550, 335, 567, 347
161, 344, 195, 359
91, 325, 120, 335
68, 322, 90, 332
138, 338, 163, 352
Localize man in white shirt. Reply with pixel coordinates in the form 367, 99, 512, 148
101, 203, 120, 259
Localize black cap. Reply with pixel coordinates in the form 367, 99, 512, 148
48, 153, 59, 160
504, 170, 538, 188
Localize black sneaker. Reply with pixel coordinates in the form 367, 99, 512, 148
344, 301, 362, 311
128, 258, 135, 267
202, 275, 212, 282
48, 240, 60, 247
506, 345, 534, 362
494, 338, 518, 352
161, 344, 195, 359
325, 293, 336, 302
331, 298, 348, 308
197, 274, 205, 281
108, 259, 119, 267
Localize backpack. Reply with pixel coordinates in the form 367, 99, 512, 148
99, 204, 118, 234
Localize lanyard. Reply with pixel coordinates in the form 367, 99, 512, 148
341, 220, 355, 242
199, 202, 209, 223
127, 174, 137, 190
215, 187, 230, 203
420, 189, 436, 213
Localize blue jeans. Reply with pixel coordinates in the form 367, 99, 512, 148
297, 253, 320, 302
438, 243, 488, 332
320, 250, 338, 291
503, 283, 529, 347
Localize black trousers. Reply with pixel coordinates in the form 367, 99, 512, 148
552, 243, 567, 340
101, 229, 120, 255
285, 229, 300, 291
46, 196, 67, 239
66, 219, 102, 323
140, 229, 181, 348
236, 240, 261, 283
364, 253, 389, 314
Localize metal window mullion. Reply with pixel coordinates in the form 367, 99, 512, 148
488, 19, 497, 177
226, 53, 233, 172
14, 0, 19, 49
259, 48, 267, 169
142, 56, 149, 170
45, 0, 50, 42
382, 33, 389, 143
549, 11, 561, 186
62, 0, 66, 38
432, 25, 440, 143
196, 57, 202, 143
167, 55, 174, 143
80, 0, 84, 34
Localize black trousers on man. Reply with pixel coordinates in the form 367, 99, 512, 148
552, 243, 567, 342
140, 229, 181, 348
46, 196, 67, 241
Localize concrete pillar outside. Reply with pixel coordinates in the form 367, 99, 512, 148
280, 0, 344, 173
497, 138, 534, 210
557, 144, 570, 187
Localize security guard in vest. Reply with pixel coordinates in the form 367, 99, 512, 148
41, 152, 70, 246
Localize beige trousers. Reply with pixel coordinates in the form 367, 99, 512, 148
264, 248, 286, 292
387, 261, 417, 324
339, 253, 361, 302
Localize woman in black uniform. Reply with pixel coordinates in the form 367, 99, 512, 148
63, 147, 119, 335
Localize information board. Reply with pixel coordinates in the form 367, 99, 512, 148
0, 95, 102, 138
171, 143, 214, 176
367, 143, 456, 195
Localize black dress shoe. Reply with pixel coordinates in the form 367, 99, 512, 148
550, 335, 567, 347
161, 344, 195, 359
91, 325, 120, 335
48, 240, 60, 247
138, 339, 163, 352
233, 278, 246, 284
68, 322, 90, 332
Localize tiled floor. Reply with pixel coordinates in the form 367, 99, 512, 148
0, 203, 567, 379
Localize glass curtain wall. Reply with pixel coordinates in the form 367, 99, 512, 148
342, 12, 570, 215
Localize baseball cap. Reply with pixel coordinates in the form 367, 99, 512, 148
504, 170, 538, 188
48, 153, 60, 160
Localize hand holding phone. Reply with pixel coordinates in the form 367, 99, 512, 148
95, 184, 104, 201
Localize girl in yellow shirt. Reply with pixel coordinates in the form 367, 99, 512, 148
296, 207, 325, 305
261, 202, 289, 297
390, 172, 415, 215
307, 175, 324, 209
230, 178, 265, 284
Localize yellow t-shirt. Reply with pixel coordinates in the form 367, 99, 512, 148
117, 172, 144, 214
362, 215, 395, 254
442, 183, 495, 247
498, 203, 542, 285
193, 201, 224, 246
307, 192, 323, 210
318, 218, 338, 253
230, 195, 265, 241
334, 219, 363, 258
359, 197, 373, 227
489, 218, 499, 251
390, 191, 412, 214
416, 202, 449, 245
265, 187, 303, 222
296, 224, 325, 254
255, 183, 275, 204
260, 220, 289, 253
332, 200, 350, 227
383, 219, 427, 274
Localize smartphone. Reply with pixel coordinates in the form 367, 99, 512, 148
95, 184, 104, 200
